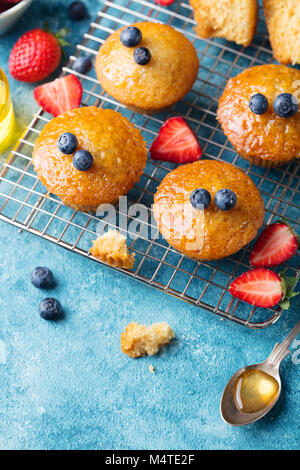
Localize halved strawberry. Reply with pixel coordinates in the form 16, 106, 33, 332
250, 222, 299, 268
229, 268, 299, 309
150, 117, 202, 164
229, 268, 283, 308
154, 0, 175, 5
34, 75, 82, 117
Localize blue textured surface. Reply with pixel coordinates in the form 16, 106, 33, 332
0, 0, 300, 450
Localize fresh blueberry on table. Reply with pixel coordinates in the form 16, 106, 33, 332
249, 94, 268, 115
133, 47, 151, 65
214, 189, 237, 211
190, 188, 211, 209
73, 149, 93, 171
120, 27, 142, 47
30, 267, 54, 289
273, 93, 298, 118
39, 298, 62, 321
72, 56, 92, 75
58, 133, 78, 154
68, 1, 87, 21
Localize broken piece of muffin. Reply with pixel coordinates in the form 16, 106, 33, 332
121, 321, 175, 358
264, 0, 300, 65
90, 230, 135, 269
190, 0, 258, 47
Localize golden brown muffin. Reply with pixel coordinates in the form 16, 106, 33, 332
90, 230, 135, 269
218, 65, 300, 167
153, 160, 264, 261
32, 106, 147, 212
121, 321, 175, 358
190, 0, 258, 47
264, 0, 300, 65
96, 22, 199, 113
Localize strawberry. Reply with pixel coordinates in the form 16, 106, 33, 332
150, 117, 202, 164
229, 268, 299, 310
154, 0, 175, 5
9, 27, 69, 83
34, 74, 83, 117
250, 222, 299, 268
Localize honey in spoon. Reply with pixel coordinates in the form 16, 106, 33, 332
234, 369, 279, 414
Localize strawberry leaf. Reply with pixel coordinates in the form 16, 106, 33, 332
42, 23, 71, 48
279, 272, 299, 310
279, 297, 291, 311
43, 21, 50, 33
56, 27, 70, 39
57, 38, 71, 47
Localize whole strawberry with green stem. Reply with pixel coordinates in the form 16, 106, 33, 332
9, 25, 70, 83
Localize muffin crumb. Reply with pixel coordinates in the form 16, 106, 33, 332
121, 321, 175, 358
90, 230, 135, 269
149, 364, 155, 374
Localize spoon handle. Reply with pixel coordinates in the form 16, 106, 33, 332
266, 319, 300, 368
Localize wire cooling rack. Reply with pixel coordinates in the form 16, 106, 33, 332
1, 0, 300, 329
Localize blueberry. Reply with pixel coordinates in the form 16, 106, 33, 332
39, 298, 62, 321
73, 149, 93, 171
133, 47, 151, 65
68, 1, 87, 20
190, 188, 211, 210
72, 56, 92, 75
120, 26, 142, 47
57, 133, 78, 154
31, 267, 54, 288
214, 189, 237, 211
274, 93, 298, 118
249, 94, 268, 115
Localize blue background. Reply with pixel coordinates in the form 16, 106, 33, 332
0, 0, 299, 450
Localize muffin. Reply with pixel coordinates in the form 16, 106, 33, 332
217, 64, 300, 167
190, 0, 258, 47
264, 0, 300, 65
32, 106, 147, 212
153, 160, 264, 261
95, 22, 199, 113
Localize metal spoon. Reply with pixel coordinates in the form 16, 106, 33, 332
220, 319, 300, 426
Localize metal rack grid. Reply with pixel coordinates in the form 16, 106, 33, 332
1, 0, 299, 329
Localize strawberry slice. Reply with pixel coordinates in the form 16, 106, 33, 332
34, 75, 83, 117
229, 268, 283, 308
150, 117, 202, 164
250, 222, 299, 268
229, 268, 299, 310
154, 0, 175, 5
